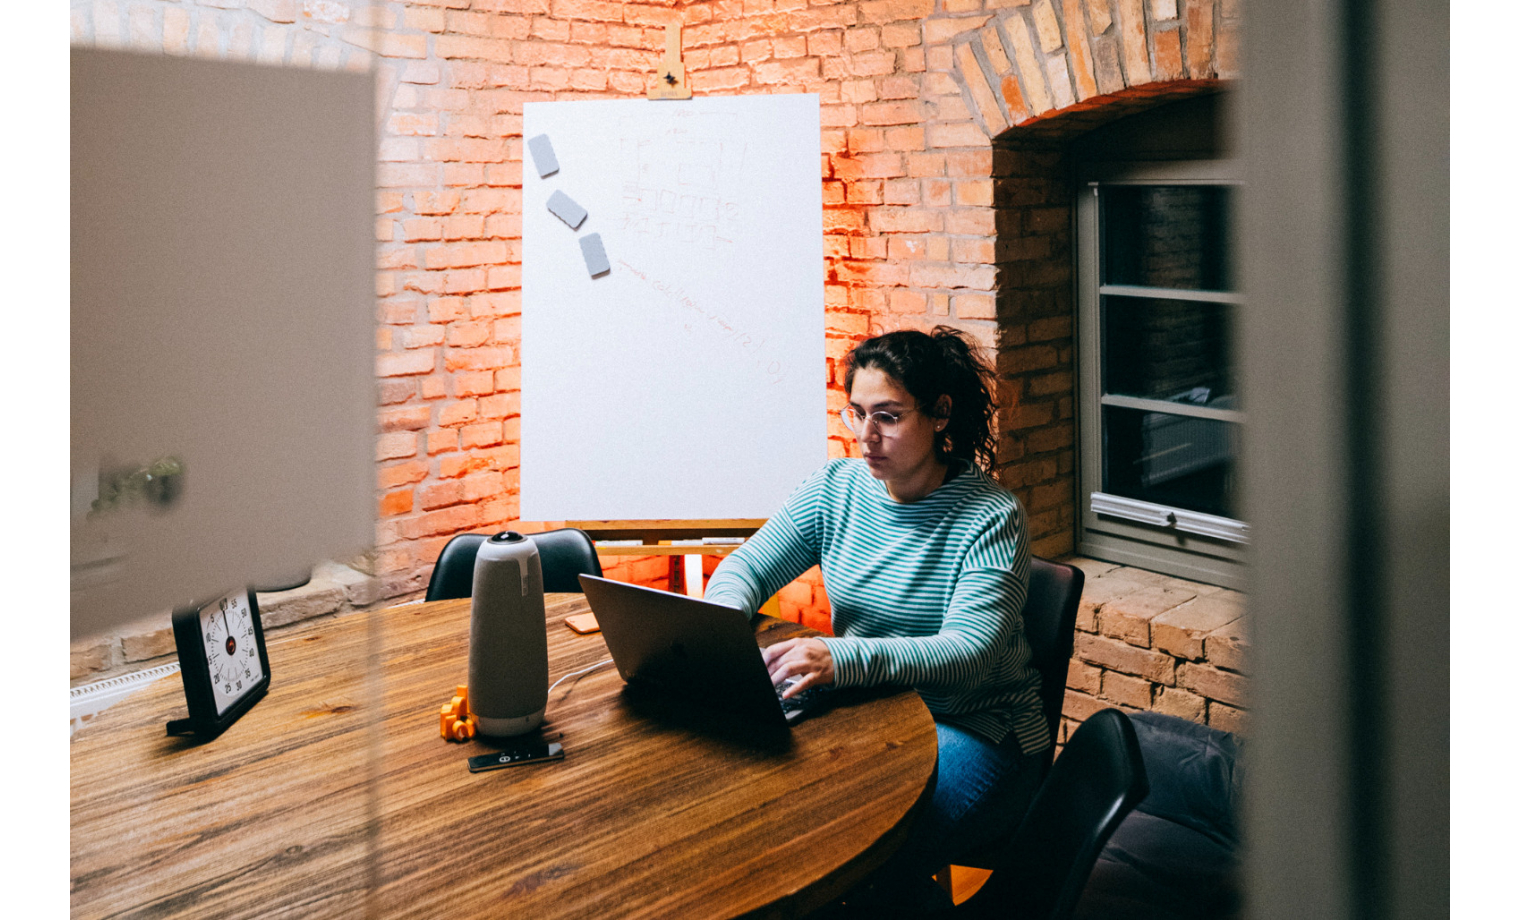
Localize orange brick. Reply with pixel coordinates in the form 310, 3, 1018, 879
378, 351, 435, 377
1001, 75, 1031, 124
461, 471, 506, 502
379, 379, 415, 404
445, 347, 512, 372
1177, 663, 1247, 708
403, 218, 442, 243
480, 392, 522, 418
1207, 702, 1246, 734
454, 371, 495, 397
1153, 27, 1184, 80
439, 400, 478, 428
400, 505, 484, 541
859, 100, 921, 126
1186, 0, 1216, 77
1216, 23, 1239, 77
1029, 370, 1074, 397
438, 453, 489, 479
954, 43, 1007, 134
908, 152, 946, 177
883, 235, 924, 260
446, 321, 493, 348
427, 297, 468, 324
1100, 670, 1153, 709
1093, 37, 1126, 93
403, 325, 446, 349
909, 262, 995, 289
443, 215, 486, 240
377, 432, 419, 461
1063, 0, 1100, 99
419, 480, 464, 510
378, 246, 420, 271
414, 191, 461, 215
1066, 659, 1102, 694
945, 149, 994, 177
380, 405, 431, 432
1153, 686, 1206, 722
1205, 614, 1249, 674
379, 489, 414, 517
379, 460, 430, 490
1074, 632, 1175, 684
1116, 0, 1152, 83
461, 421, 504, 450
1062, 689, 1107, 722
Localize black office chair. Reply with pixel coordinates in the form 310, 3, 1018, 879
949, 709, 1149, 920
1021, 557, 1086, 779
949, 557, 1085, 874
423, 528, 603, 601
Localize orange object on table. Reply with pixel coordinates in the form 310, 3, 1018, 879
440, 684, 477, 742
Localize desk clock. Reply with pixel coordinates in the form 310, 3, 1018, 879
167, 588, 270, 738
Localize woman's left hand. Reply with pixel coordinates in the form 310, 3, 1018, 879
761, 638, 835, 699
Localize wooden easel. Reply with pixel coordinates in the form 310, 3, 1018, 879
567, 519, 776, 612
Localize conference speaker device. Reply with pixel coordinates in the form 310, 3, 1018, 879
469, 532, 548, 736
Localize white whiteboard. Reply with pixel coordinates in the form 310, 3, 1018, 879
521, 94, 825, 521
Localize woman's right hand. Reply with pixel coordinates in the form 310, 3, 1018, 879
761, 638, 835, 698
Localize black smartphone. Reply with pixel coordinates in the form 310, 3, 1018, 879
468, 741, 564, 772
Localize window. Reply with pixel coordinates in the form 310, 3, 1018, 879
1076, 160, 1246, 588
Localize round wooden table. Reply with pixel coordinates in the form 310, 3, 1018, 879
71, 594, 939, 919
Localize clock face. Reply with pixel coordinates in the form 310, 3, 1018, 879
199, 590, 266, 716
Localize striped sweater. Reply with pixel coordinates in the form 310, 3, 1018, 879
704, 458, 1050, 755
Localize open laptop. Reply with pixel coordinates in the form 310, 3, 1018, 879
578, 575, 826, 727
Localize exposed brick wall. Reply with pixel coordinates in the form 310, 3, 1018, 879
70, 0, 1246, 731
1062, 555, 1246, 740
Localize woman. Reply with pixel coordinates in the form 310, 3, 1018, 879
703, 326, 1049, 909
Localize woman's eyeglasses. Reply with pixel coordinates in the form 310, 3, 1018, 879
839, 406, 919, 437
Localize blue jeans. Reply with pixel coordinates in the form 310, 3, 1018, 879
848, 722, 1044, 911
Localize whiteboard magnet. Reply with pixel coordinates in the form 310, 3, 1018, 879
547, 190, 588, 230
580, 233, 611, 277
527, 134, 560, 178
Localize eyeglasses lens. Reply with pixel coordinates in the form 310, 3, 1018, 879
840, 407, 900, 435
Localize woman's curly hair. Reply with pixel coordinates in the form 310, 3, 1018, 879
843, 326, 998, 471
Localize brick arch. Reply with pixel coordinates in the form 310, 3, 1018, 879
939, 0, 1238, 140
900, 3, 1241, 558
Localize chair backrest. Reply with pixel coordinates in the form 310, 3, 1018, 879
531, 527, 605, 592
423, 529, 603, 601
424, 533, 487, 602
1023, 557, 1085, 775
959, 709, 1149, 920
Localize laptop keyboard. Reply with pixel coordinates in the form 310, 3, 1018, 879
776, 679, 828, 714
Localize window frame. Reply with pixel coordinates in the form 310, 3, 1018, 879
1075, 159, 1247, 589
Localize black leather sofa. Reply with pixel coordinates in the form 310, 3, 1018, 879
1072, 711, 1243, 920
